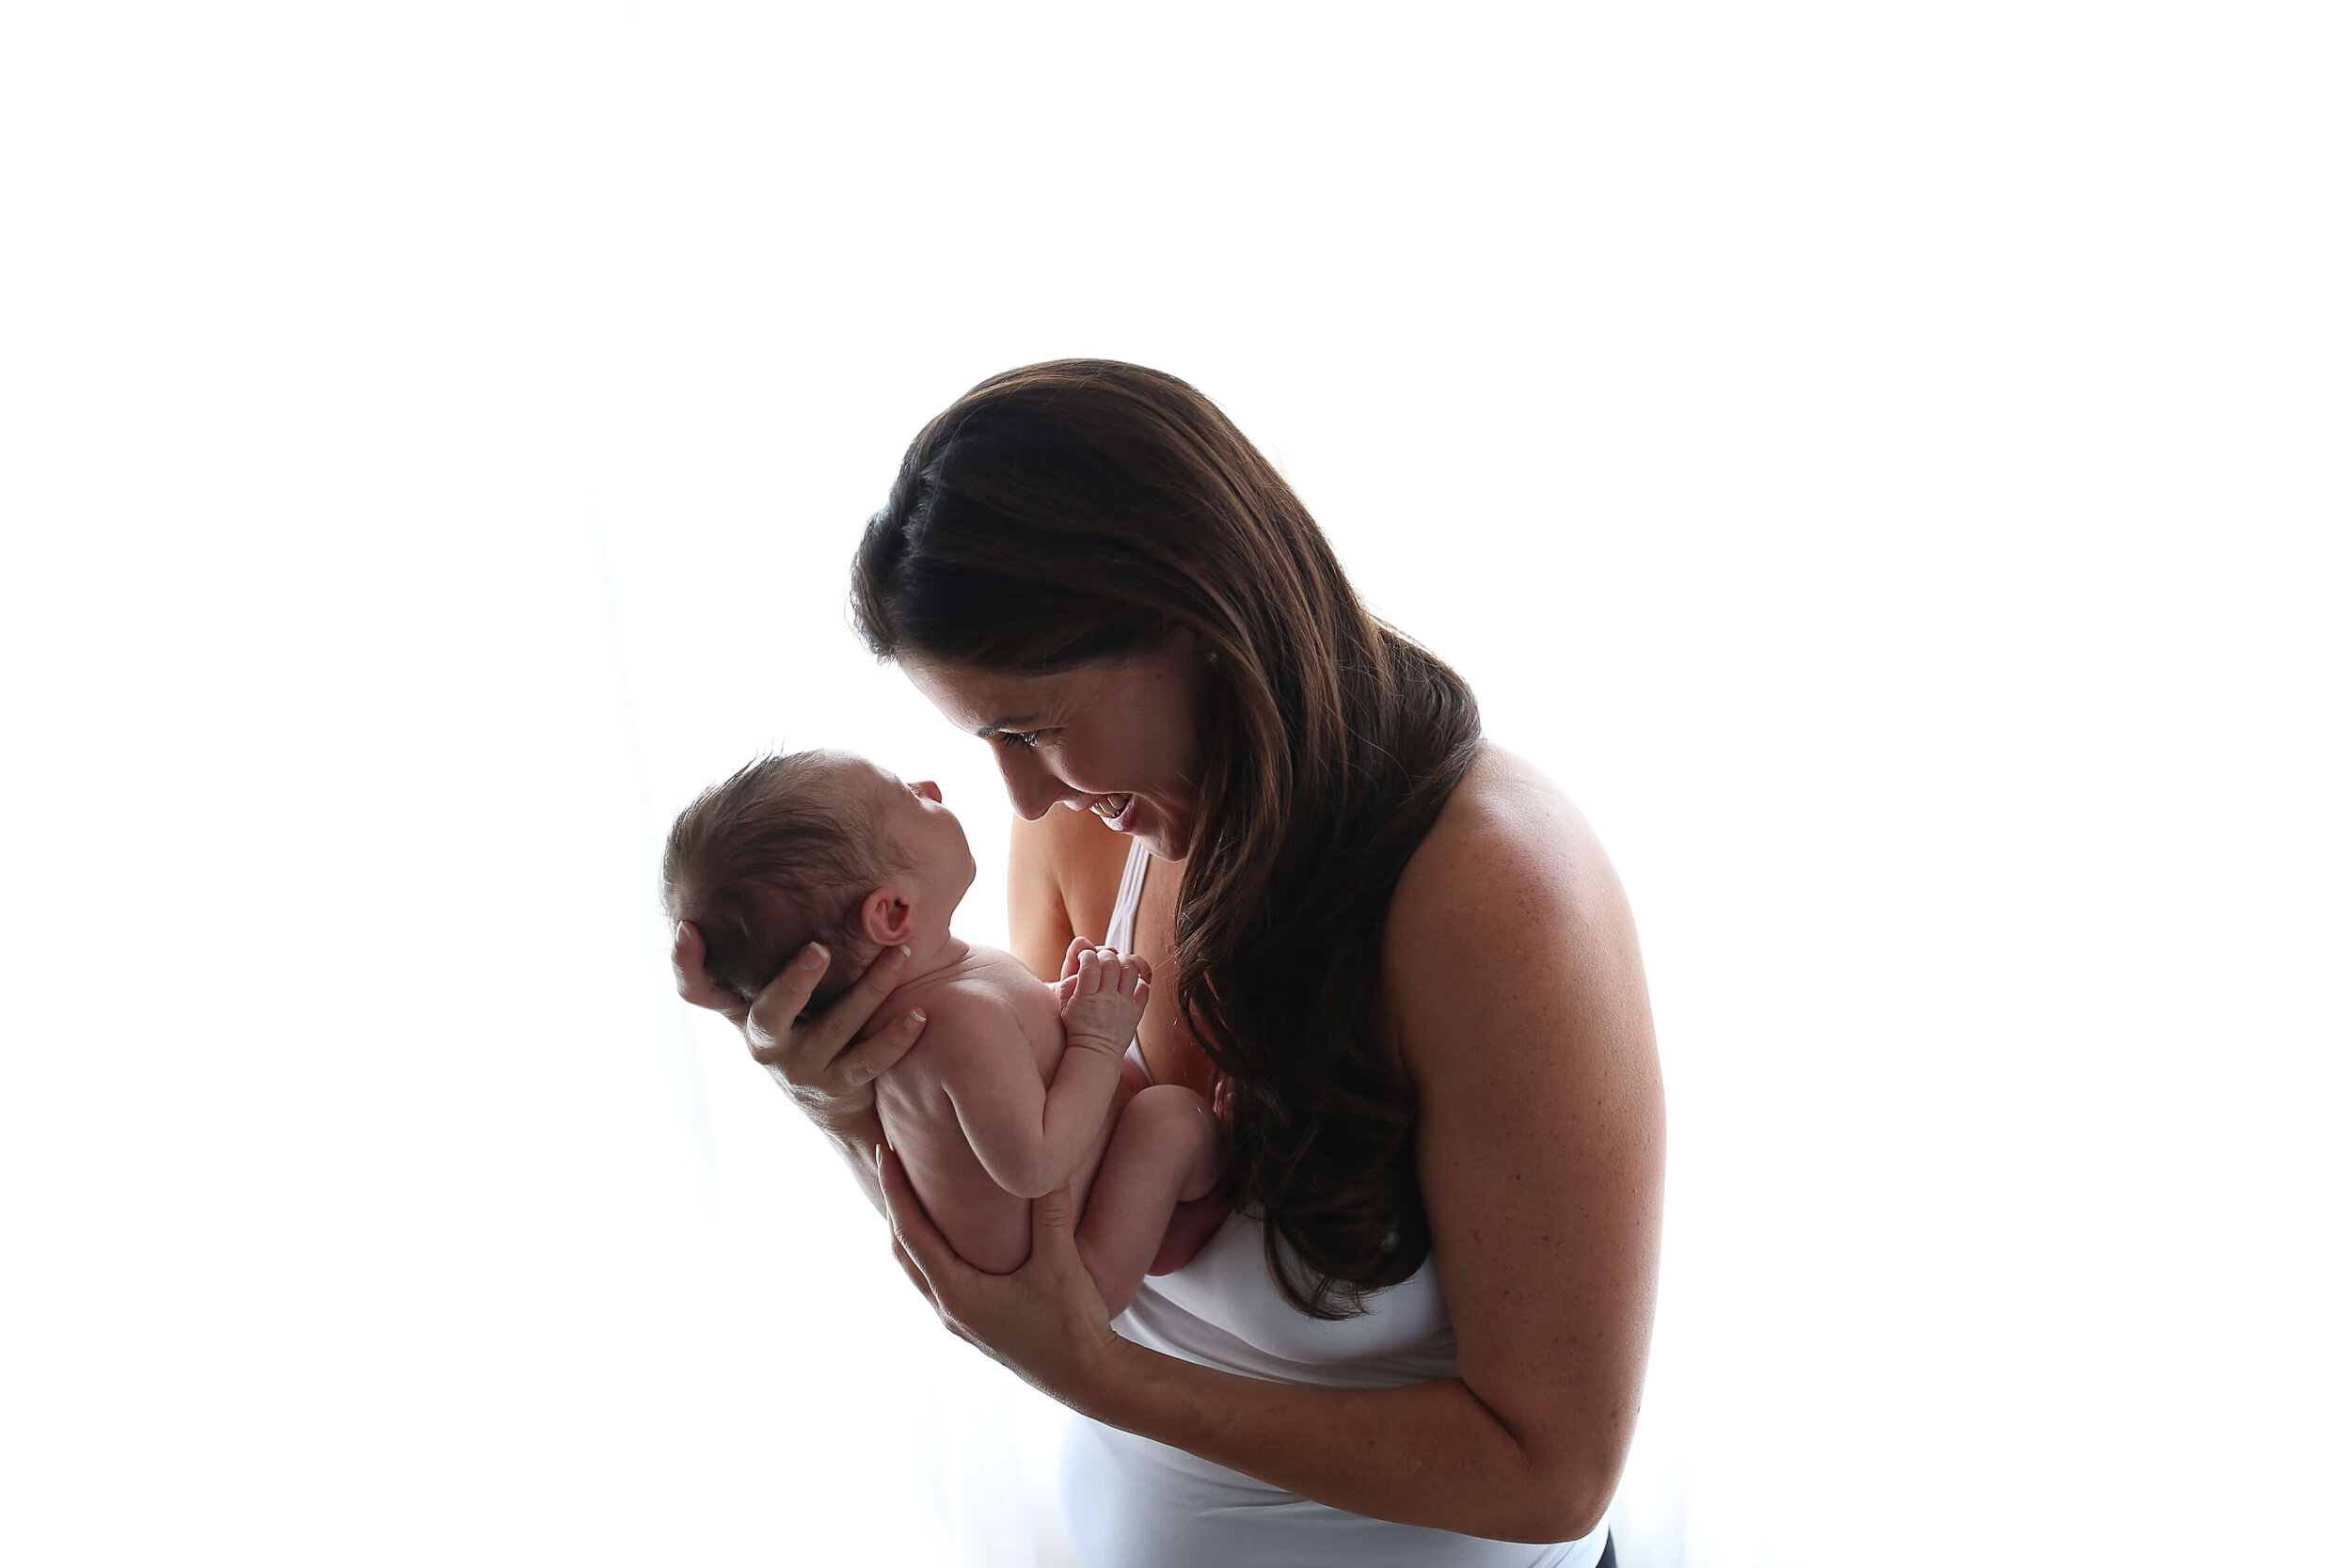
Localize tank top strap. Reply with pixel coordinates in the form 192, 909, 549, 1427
1104, 835, 1152, 954
1104, 838, 1154, 1085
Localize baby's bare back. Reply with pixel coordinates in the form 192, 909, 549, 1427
869, 945, 1144, 1275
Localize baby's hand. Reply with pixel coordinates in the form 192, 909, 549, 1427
1059, 943, 1151, 1059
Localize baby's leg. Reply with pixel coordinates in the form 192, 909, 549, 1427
1073, 1084, 1227, 1318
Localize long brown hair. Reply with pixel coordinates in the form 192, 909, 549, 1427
851, 360, 1482, 1317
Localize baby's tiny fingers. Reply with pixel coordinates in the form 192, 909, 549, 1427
1075, 946, 1104, 994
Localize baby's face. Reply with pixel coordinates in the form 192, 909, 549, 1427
837, 752, 977, 896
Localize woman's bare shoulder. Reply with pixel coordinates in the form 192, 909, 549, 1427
1391, 742, 1628, 944
1383, 741, 1650, 1079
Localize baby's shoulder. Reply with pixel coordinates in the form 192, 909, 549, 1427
896, 947, 1054, 1060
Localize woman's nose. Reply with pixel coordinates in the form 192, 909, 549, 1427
994, 749, 1070, 820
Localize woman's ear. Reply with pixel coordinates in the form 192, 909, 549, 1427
857, 884, 917, 946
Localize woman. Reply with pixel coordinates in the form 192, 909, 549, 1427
673, 361, 1663, 1566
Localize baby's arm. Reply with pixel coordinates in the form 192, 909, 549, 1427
939, 947, 1149, 1199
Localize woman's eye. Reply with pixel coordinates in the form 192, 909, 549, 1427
997, 730, 1041, 752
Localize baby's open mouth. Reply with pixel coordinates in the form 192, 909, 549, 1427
1091, 794, 1131, 821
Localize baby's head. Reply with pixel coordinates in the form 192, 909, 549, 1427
662, 748, 976, 1011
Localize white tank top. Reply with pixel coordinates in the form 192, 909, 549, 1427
1062, 840, 1607, 1568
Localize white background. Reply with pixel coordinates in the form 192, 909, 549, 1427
3, 4, 2345, 1564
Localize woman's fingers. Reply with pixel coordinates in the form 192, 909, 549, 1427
751, 942, 911, 1073
889, 1233, 938, 1309
741, 942, 833, 1058
1031, 1181, 1077, 1245
817, 942, 914, 1048
1022, 1184, 1103, 1322
834, 1005, 927, 1089
671, 922, 750, 1026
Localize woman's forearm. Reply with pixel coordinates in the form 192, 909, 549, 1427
1088, 1339, 1609, 1545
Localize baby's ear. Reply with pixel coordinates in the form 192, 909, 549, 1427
855, 884, 917, 946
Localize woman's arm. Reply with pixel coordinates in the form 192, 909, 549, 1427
880, 754, 1663, 1543
1120, 764, 1661, 1539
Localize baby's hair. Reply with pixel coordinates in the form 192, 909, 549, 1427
662, 750, 900, 1013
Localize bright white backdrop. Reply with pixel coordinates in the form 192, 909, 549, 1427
3, 5, 2345, 1565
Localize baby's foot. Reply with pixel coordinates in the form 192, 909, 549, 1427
1060, 945, 1151, 1057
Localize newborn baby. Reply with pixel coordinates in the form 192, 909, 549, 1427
663, 749, 1228, 1312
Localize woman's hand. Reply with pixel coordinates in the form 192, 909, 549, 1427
879, 1145, 1133, 1414
670, 922, 927, 1141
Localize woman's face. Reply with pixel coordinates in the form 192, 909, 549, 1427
900, 634, 1208, 862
